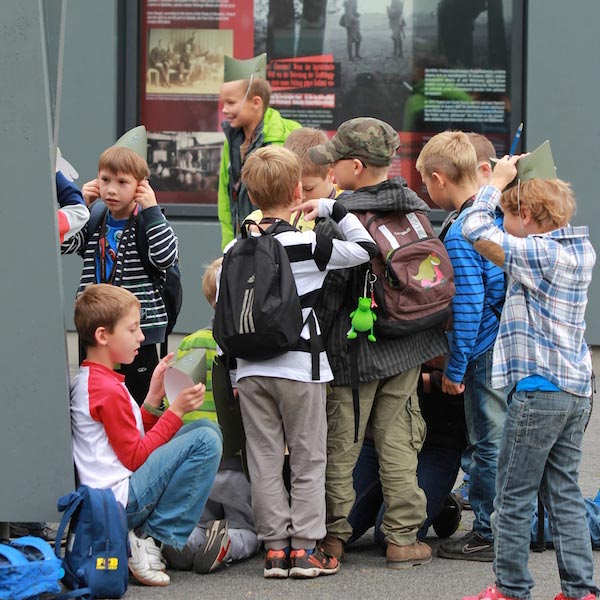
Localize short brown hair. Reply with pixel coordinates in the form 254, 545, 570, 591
416, 131, 477, 186
467, 132, 497, 164
202, 256, 223, 307
98, 146, 150, 180
501, 178, 576, 230
244, 77, 271, 112
284, 127, 330, 178
75, 284, 140, 348
241, 146, 301, 211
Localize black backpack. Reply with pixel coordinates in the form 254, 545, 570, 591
87, 201, 183, 341
213, 220, 303, 361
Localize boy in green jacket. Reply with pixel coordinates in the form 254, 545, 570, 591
217, 53, 301, 248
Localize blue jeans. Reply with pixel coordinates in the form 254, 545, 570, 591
493, 390, 598, 600
347, 439, 461, 546
126, 419, 222, 549
464, 347, 510, 540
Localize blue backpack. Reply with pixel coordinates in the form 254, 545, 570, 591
55, 486, 129, 599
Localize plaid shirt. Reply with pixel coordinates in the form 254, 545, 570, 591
462, 185, 596, 397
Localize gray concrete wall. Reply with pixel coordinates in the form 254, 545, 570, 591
525, 0, 600, 340
0, 0, 74, 520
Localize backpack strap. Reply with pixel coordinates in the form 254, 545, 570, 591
54, 490, 84, 566
349, 340, 360, 443
86, 201, 108, 242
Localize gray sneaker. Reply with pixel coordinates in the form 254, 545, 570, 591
437, 530, 494, 562
193, 520, 231, 574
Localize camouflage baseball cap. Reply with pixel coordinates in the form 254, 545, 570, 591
308, 117, 400, 167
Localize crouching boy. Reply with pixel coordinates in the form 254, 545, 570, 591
217, 146, 377, 579
70, 284, 222, 587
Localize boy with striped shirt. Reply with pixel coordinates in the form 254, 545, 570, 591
219, 145, 377, 578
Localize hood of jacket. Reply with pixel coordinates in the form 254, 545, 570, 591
342, 176, 430, 214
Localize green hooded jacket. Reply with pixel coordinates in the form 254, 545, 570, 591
217, 107, 301, 249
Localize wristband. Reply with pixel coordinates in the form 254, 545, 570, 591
142, 402, 164, 417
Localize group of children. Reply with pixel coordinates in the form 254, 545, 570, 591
55, 52, 597, 600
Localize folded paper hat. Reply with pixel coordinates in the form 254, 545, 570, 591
492, 140, 557, 188
114, 125, 147, 159
164, 348, 207, 404
223, 53, 267, 82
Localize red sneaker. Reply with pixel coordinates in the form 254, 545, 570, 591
555, 593, 597, 600
462, 585, 519, 600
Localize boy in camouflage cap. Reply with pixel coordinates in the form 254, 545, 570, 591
309, 117, 448, 569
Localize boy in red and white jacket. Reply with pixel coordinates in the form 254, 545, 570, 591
70, 283, 222, 587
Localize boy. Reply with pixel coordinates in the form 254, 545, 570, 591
308, 117, 448, 568
70, 284, 222, 587
461, 148, 598, 600
219, 145, 377, 578
245, 127, 342, 231
449, 132, 497, 508
62, 126, 178, 405
161, 257, 260, 574
218, 53, 301, 249
416, 131, 508, 562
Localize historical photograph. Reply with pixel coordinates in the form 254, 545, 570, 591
146, 28, 233, 96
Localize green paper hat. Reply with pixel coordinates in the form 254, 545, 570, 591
493, 140, 557, 188
114, 125, 147, 158
223, 53, 267, 83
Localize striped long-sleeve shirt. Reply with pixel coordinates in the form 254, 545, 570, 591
222, 198, 377, 384
443, 205, 505, 383
61, 204, 178, 344
462, 185, 595, 397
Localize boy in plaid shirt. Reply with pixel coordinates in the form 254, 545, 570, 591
461, 146, 598, 600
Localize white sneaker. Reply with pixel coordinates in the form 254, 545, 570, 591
128, 530, 170, 586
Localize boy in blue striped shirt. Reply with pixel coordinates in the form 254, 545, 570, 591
416, 131, 509, 562
461, 148, 597, 600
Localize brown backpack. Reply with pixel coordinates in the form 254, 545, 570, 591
357, 210, 455, 336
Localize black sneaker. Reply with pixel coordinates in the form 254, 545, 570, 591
437, 530, 494, 562
432, 494, 462, 538
194, 520, 231, 574
289, 546, 340, 578
264, 548, 290, 578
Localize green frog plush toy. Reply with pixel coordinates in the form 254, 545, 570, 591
347, 296, 377, 343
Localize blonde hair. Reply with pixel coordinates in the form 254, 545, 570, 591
416, 131, 477, 186
284, 127, 330, 178
202, 257, 223, 307
466, 132, 497, 164
98, 146, 150, 180
75, 284, 140, 348
241, 146, 301, 210
501, 178, 576, 230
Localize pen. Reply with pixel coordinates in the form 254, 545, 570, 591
509, 122, 523, 156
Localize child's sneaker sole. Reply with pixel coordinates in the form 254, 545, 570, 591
194, 519, 231, 574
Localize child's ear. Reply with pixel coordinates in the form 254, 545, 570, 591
326, 166, 335, 182
478, 161, 493, 181
251, 95, 263, 113
431, 171, 445, 189
94, 326, 109, 347
293, 181, 303, 202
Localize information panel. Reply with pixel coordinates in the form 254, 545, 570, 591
139, 0, 520, 210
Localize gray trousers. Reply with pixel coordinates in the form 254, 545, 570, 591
237, 376, 327, 550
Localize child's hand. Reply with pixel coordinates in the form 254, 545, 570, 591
490, 154, 527, 192
134, 179, 158, 210
145, 352, 175, 406
168, 383, 206, 418
442, 375, 465, 395
296, 198, 321, 221
81, 178, 100, 207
